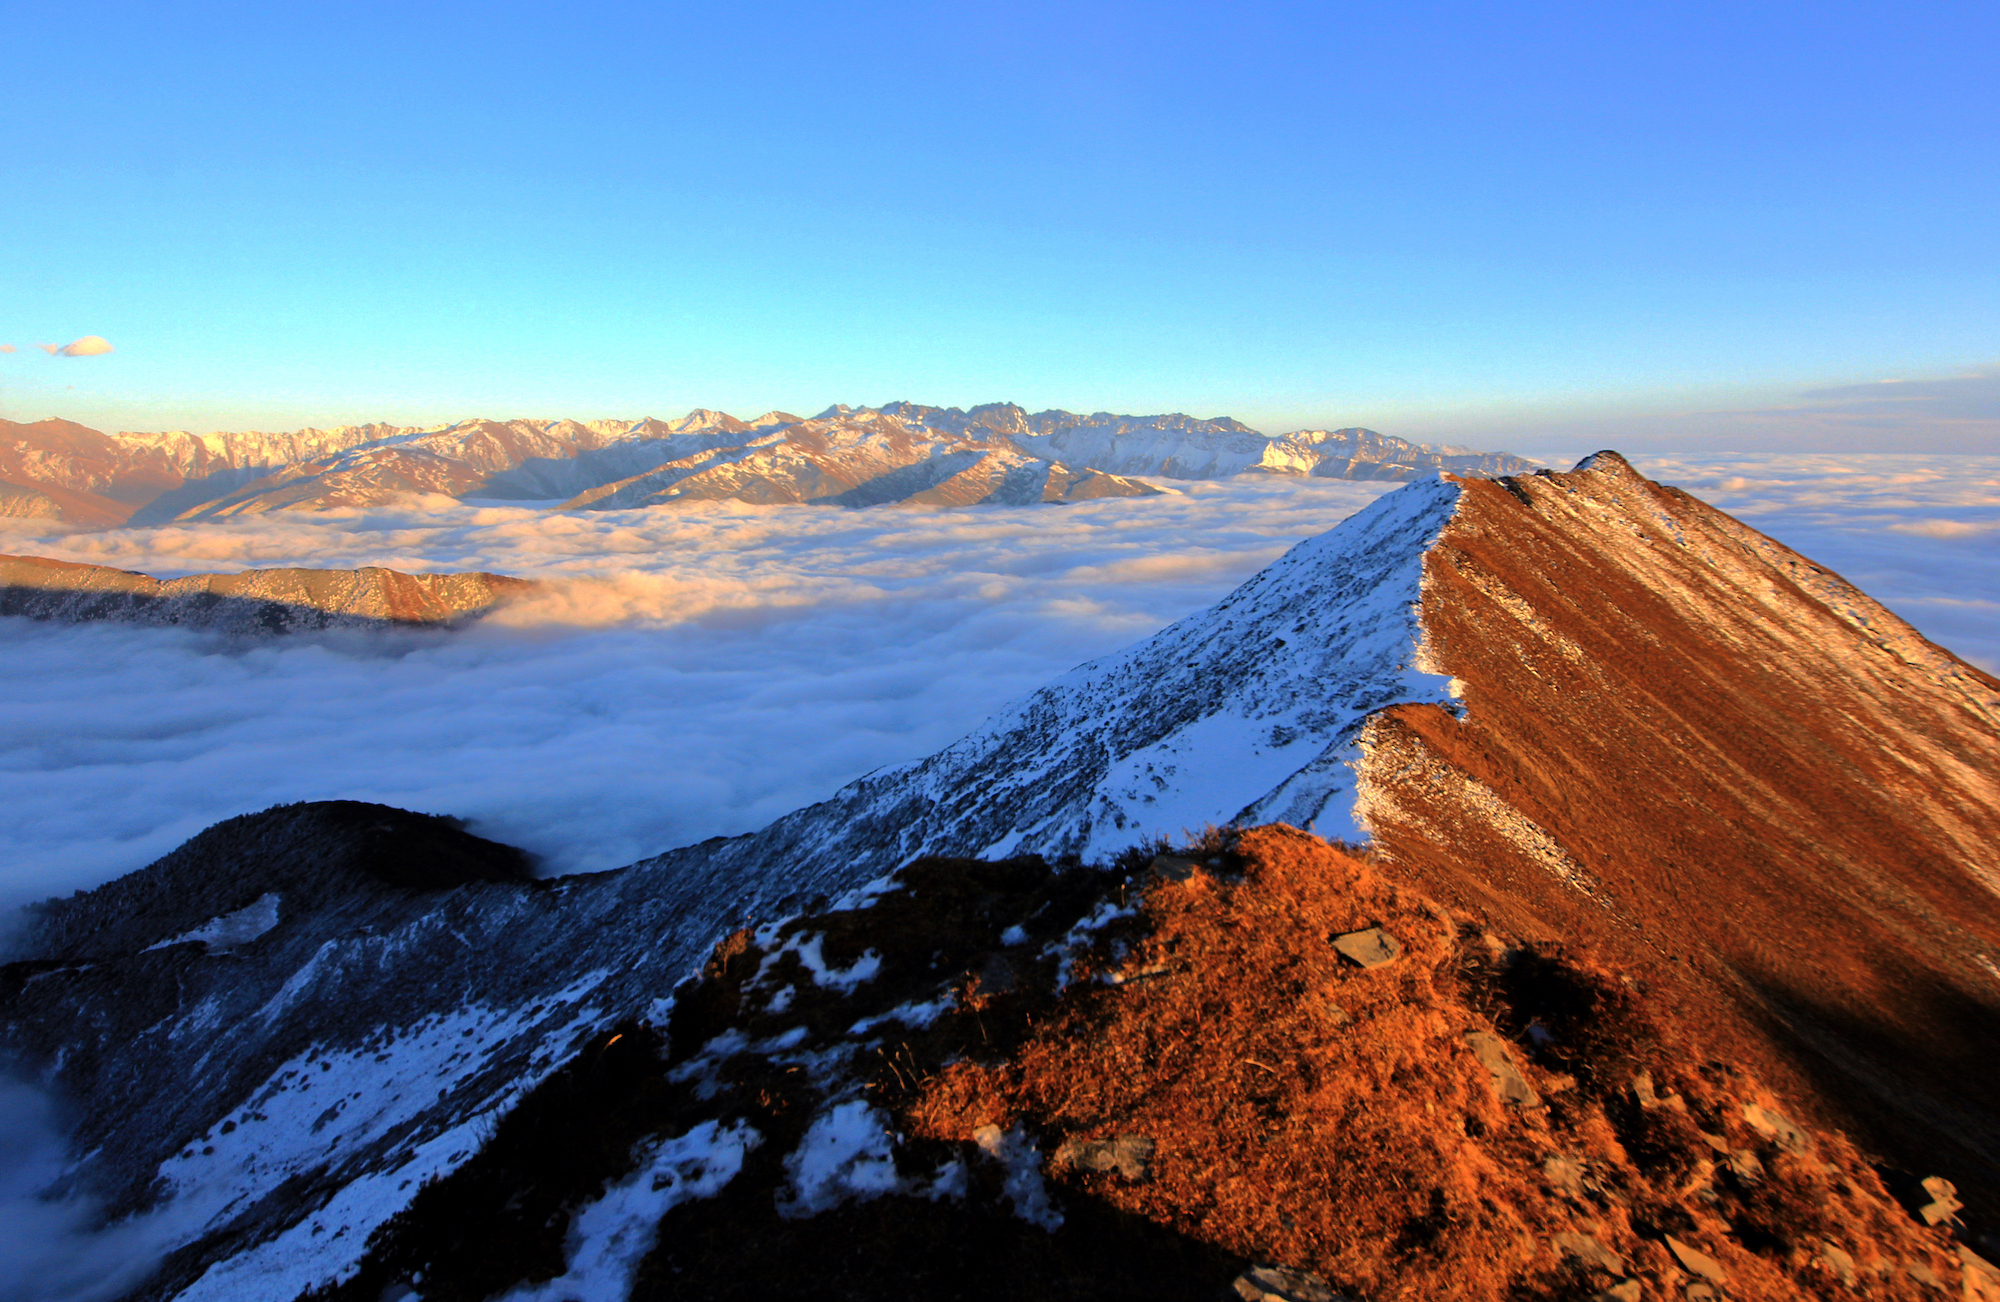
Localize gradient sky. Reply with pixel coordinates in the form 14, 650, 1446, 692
3, 0, 1996, 452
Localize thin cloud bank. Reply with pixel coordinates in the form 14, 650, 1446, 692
0, 459, 1992, 921
0, 479, 1392, 911
28, 337, 114, 358
0, 345, 16, 354
0, 1080, 168, 1302
1493, 364, 2000, 457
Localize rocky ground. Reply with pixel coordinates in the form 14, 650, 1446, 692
313, 827, 1992, 1301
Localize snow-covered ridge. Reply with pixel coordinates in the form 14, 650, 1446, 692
690, 473, 1467, 874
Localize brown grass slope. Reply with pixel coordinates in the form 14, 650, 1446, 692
1356, 452, 2000, 1229
319, 832, 1979, 1302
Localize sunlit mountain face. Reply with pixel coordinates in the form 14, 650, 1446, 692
0, 404, 1533, 526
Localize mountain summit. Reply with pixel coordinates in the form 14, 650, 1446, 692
3, 453, 1994, 1299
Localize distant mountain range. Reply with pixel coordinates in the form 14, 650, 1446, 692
0, 554, 531, 632
0, 405, 1536, 527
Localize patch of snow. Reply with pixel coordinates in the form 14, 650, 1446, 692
828, 872, 905, 912
778, 1100, 905, 1218
157, 970, 611, 1298
848, 995, 954, 1036
970, 1123, 1062, 1230
761, 932, 882, 992
999, 925, 1029, 946
497, 1120, 760, 1302
143, 893, 282, 955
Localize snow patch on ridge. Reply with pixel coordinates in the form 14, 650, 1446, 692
498, 1120, 760, 1302
143, 892, 281, 954
162, 970, 613, 1300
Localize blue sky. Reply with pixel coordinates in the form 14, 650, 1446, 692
3, 0, 1996, 452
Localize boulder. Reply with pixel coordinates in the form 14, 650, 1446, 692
1553, 1231, 1626, 1275
1053, 1134, 1155, 1181
1231, 1264, 1353, 1302
1466, 1031, 1542, 1108
1665, 1236, 1729, 1286
1331, 927, 1402, 969
1917, 1175, 1963, 1226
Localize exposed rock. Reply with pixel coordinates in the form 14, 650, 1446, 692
1592, 1281, 1643, 1302
1053, 1134, 1155, 1181
1231, 1263, 1355, 1302
1330, 927, 1403, 969
1742, 1101, 1813, 1155
1819, 1242, 1858, 1285
1554, 1230, 1627, 1275
1632, 1070, 1684, 1111
1665, 1235, 1730, 1285
1919, 1174, 1964, 1225
1466, 1030, 1542, 1109
1727, 1148, 1765, 1182
1544, 1154, 1588, 1197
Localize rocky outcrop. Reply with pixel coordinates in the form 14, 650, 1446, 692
0, 553, 535, 631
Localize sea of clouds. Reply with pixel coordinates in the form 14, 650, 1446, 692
0, 452, 1995, 1301
0, 453, 1994, 917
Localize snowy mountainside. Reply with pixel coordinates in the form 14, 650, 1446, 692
559, 406, 1161, 510
1, 476, 1465, 1299
683, 473, 1466, 871
0, 406, 1530, 525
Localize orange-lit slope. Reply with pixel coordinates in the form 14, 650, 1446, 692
1356, 451, 2000, 1205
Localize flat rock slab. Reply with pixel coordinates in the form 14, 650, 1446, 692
1553, 1231, 1626, 1276
1331, 927, 1403, 968
1231, 1264, 1355, 1302
1053, 1134, 1155, 1181
1591, 1282, 1641, 1302
1466, 1030, 1542, 1108
1666, 1236, 1729, 1285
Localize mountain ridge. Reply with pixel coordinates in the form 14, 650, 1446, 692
0, 553, 535, 632
3, 452, 1994, 1300
0, 406, 1534, 526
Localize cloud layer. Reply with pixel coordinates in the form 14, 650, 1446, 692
0, 458, 1991, 915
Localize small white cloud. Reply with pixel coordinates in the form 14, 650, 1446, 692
57, 336, 114, 357
35, 343, 58, 355
0, 344, 17, 354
